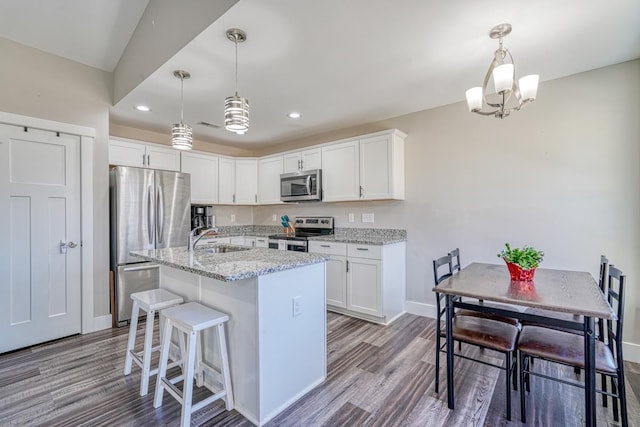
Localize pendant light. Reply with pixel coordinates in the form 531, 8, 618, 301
171, 70, 193, 150
465, 24, 539, 119
224, 28, 249, 135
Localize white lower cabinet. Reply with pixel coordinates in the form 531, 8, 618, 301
255, 237, 269, 248
309, 240, 406, 324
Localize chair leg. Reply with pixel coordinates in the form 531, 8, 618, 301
519, 351, 526, 423
505, 351, 512, 421
435, 330, 441, 393
525, 356, 531, 393
217, 323, 234, 410
512, 350, 518, 391
612, 376, 619, 422
601, 371, 608, 408
153, 320, 173, 408
124, 302, 140, 376
180, 331, 198, 427
618, 369, 629, 427
140, 308, 155, 396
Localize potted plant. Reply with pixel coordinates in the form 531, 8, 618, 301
497, 243, 544, 281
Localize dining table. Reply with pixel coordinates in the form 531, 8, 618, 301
432, 262, 616, 427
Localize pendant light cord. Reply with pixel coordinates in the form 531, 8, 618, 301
180, 74, 185, 123
234, 38, 239, 96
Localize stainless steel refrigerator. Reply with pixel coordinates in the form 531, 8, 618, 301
109, 166, 191, 326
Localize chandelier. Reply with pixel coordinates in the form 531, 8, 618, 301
465, 23, 539, 119
224, 28, 250, 135
171, 70, 193, 150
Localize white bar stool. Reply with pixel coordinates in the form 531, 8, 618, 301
153, 302, 234, 427
123, 288, 184, 396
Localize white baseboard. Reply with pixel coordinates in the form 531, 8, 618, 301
623, 341, 640, 364
405, 300, 436, 319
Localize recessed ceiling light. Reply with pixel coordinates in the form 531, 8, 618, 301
287, 112, 301, 119
135, 105, 151, 112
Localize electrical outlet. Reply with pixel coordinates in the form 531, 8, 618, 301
292, 296, 302, 317
230, 214, 236, 222
362, 213, 374, 223
272, 214, 277, 222
348, 213, 355, 223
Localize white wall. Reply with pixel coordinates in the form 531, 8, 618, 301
0, 38, 113, 319
255, 59, 640, 351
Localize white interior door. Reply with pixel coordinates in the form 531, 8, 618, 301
0, 124, 81, 353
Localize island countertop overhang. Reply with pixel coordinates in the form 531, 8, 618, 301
130, 246, 329, 282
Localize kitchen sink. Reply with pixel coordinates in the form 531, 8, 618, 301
198, 245, 251, 254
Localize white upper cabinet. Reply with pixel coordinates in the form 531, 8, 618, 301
235, 159, 258, 204
181, 151, 219, 204
283, 147, 321, 173
258, 155, 283, 205
109, 138, 181, 171
321, 139, 360, 202
218, 157, 236, 204
321, 129, 405, 202
359, 131, 405, 200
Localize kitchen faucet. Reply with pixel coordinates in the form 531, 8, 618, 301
188, 226, 219, 252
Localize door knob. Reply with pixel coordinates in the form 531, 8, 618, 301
60, 240, 78, 254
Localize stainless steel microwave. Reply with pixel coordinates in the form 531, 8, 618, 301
280, 169, 322, 202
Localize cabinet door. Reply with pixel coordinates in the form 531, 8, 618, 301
230, 236, 246, 245
218, 157, 235, 204
347, 257, 382, 316
244, 236, 256, 247
109, 139, 146, 167
300, 148, 321, 171
359, 134, 392, 200
181, 152, 219, 204
235, 159, 258, 204
283, 152, 302, 173
255, 237, 269, 248
321, 140, 360, 202
258, 156, 283, 204
145, 144, 181, 171
326, 255, 347, 308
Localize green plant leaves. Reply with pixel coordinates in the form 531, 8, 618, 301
497, 243, 544, 270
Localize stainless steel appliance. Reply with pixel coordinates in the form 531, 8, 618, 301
191, 204, 214, 229
268, 216, 334, 251
109, 166, 191, 326
280, 169, 322, 202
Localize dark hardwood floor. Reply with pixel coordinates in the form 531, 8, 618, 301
1, 312, 638, 426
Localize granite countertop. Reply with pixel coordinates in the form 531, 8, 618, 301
130, 245, 329, 282
308, 228, 407, 245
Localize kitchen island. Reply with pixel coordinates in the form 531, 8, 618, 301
131, 246, 328, 426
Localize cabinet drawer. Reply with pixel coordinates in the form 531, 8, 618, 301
308, 241, 347, 256
347, 244, 381, 259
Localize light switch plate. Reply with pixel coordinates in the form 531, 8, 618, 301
362, 213, 374, 223
272, 214, 277, 222
292, 296, 302, 317
348, 213, 355, 223
230, 214, 236, 222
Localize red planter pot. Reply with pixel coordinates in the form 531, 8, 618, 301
505, 261, 536, 281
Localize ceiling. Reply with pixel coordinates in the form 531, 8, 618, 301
2, 0, 640, 150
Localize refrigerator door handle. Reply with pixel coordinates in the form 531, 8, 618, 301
157, 186, 164, 244
147, 185, 154, 245
123, 264, 160, 272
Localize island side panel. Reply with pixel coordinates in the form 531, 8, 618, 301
257, 262, 327, 422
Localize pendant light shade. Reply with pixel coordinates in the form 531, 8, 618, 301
224, 28, 249, 135
171, 70, 192, 150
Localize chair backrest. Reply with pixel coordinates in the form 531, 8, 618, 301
598, 255, 609, 293
449, 248, 461, 273
605, 265, 625, 353
433, 254, 453, 285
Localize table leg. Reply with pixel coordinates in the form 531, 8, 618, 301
446, 294, 455, 409
584, 316, 595, 427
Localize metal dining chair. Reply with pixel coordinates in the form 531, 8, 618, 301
433, 252, 520, 421
517, 264, 628, 426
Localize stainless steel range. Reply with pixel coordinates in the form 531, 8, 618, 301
268, 216, 334, 252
